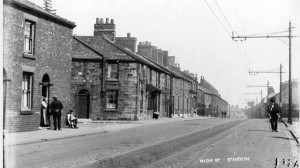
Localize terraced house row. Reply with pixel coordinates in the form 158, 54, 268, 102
3, 0, 229, 132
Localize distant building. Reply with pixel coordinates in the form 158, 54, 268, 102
229, 105, 247, 119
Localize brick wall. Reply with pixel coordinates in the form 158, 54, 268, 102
3, 2, 74, 132
116, 33, 137, 52
157, 49, 163, 65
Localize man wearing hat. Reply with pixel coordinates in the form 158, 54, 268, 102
50, 96, 64, 130
268, 97, 280, 132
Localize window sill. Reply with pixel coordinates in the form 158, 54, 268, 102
106, 78, 119, 82
20, 110, 34, 115
23, 53, 36, 60
105, 109, 118, 112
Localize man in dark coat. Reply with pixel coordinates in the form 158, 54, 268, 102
268, 98, 280, 132
51, 96, 64, 130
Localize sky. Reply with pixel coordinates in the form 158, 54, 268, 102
29, 0, 300, 109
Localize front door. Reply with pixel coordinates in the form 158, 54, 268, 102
78, 89, 90, 119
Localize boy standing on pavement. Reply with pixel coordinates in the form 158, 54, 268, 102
51, 96, 64, 131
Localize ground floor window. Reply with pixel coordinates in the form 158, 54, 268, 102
22, 72, 33, 110
107, 90, 118, 109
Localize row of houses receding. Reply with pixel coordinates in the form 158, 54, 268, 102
245, 80, 299, 119
3, 0, 229, 132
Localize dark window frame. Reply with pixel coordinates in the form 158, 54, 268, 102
106, 90, 118, 109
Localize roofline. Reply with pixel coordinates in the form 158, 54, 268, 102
72, 57, 102, 61
102, 36, 173, 74
73, 36, 105, 59
6, 0, 76, 28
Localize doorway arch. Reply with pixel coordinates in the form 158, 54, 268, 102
40, 74, 51, 127
41, 74, 50, 98
77, 89, 90, 119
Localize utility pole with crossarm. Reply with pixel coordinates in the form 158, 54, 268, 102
233, 22, 296, 124
249, 64, 285, 108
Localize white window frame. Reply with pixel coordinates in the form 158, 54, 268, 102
21, 72, 33, 110
24, 20, 35, 54
106, 63, 118, 79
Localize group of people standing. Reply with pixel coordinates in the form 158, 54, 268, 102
40, 96, 78, 130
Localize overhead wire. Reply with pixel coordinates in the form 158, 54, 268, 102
204, 0, 231, 37
203, 0, 250, 71
240, 41, 251, 68
242, 30, 289, 37
214, 0, 233, 31
212, 0, 251, 71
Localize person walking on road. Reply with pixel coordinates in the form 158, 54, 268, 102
268, 98, 280, 132
51, 96, 64, 131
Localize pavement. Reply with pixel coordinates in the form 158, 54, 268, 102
5, 116, 299, 147
4, 115, 213, 146
281, 118, 300, 144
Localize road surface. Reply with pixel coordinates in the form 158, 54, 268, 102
5, 118, 298, 168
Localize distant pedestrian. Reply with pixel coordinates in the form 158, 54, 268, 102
51, 96, 64, 131
40, 98, 49, 127
268, 98, 280, 132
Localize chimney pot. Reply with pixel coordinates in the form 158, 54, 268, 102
106, 18, 109, 24
100, 18, 103, 24
111, 19, 114, 24
96, 18, 100, 24
127, 33, 130, 37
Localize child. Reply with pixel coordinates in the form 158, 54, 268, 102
67, 110, 78, 128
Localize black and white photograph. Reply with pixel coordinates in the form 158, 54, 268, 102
2, 0, 300, 167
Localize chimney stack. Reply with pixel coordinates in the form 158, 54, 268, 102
94, 17, 116, 41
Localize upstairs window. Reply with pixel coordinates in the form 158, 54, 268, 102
22, 72, 33, 110
24, 20, 35, 54
106, 63, 118, 79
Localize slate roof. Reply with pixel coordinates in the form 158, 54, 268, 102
72, 36, 103, 60
198, 85, 214, 95
74, 36, 135, 61
102, 37, 170, 74
72, 35, 199, 83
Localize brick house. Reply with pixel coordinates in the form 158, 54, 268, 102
71, 18, 173, 120
167, 64, 198, 117
3, 0, 76, 132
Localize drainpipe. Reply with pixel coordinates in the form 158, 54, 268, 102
169, 75, 173, 118
134, 63, 141, 121
102, 58, 107, 92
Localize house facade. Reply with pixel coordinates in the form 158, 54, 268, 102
3, 0, 76, 132
70, 18, 173, 120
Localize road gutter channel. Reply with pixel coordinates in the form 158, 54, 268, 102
281, 120, 299, 144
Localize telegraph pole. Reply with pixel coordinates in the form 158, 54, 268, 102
246, 81, 270, 118
288, 22, 292, 124
249, 64, 285, 107
246, 81, 269, 100
245, 92, 262, 102
233, 22, 296, 124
